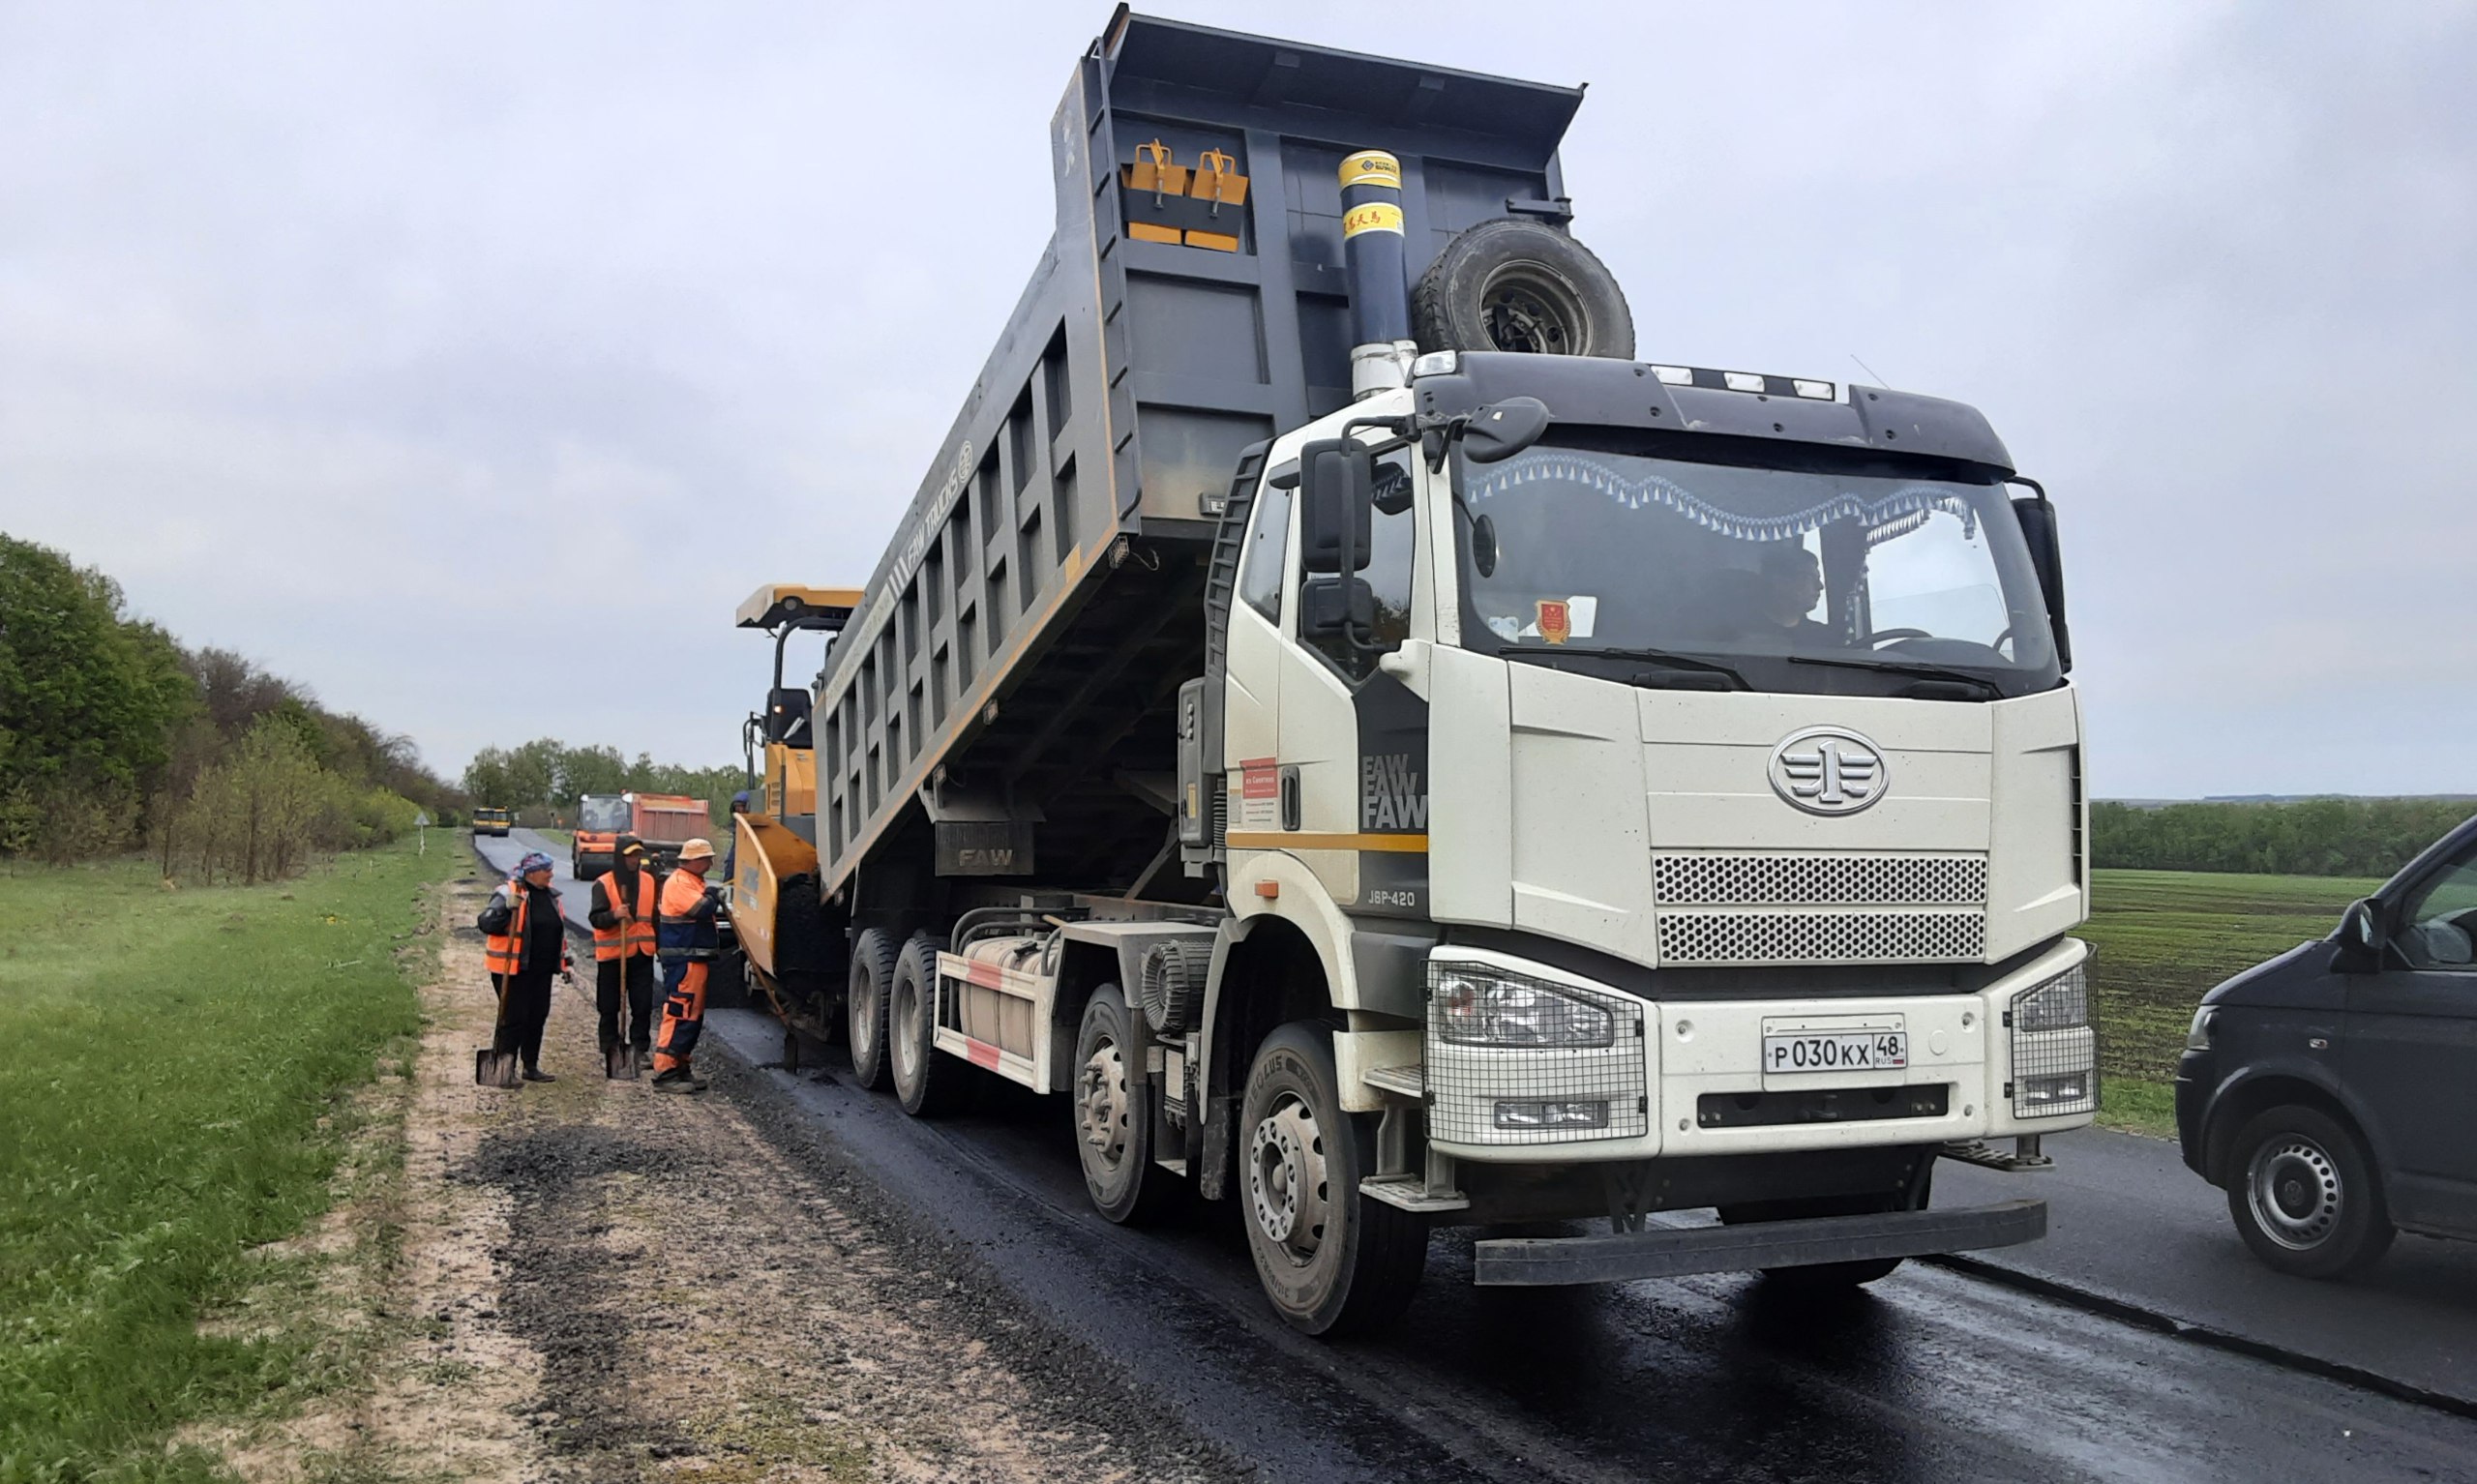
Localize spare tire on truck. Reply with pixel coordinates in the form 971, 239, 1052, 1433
1412, 218, 1634, 360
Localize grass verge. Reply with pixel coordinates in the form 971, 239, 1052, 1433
0, 837, 456, 1482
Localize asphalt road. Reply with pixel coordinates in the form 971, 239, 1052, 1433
1940, 1128, 2477, 1408
698, 1007, 2477, 1484
464, 833, 2477, 1480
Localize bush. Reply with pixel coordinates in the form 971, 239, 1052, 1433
2092, 797, 2477, 878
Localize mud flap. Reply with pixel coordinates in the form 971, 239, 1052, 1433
474, 1049, 522, 1088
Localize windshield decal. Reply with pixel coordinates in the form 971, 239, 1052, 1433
1466, 452, 1980, 547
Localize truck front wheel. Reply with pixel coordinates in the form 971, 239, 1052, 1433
1239, 1023, 1426, 1335
847, 929, 897, 1091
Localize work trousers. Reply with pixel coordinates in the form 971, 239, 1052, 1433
596, 954, 656, 1054
653, 958, 709, 1077
491, 968, 556, 1069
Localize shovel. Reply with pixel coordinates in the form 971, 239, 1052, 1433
605, 1037, 639, 1080
476, 973, 522, 1087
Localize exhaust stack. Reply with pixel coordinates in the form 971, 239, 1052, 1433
1340, 150, 1418, 400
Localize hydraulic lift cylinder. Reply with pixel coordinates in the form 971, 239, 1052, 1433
1340, 149, 1417, 399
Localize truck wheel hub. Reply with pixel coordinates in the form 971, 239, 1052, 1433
1248, 1097, 1328, 1261
2249, 1137, 2342, 1248
1078, 1042, 1128, 1164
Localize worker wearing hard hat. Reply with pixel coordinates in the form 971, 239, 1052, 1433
479, 851, 571, 1083
650, 837, 724, 1093
587, 836, 660, 1072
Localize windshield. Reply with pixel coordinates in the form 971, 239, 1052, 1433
1454, 437, 2060, 697
579, 796, 630, 832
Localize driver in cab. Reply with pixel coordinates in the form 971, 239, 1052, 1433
1754, 542, 1833, 645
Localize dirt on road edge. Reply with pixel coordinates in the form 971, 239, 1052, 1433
208, 872, 1241, 1484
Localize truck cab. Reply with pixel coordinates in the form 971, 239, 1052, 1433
1196, 354, 2091, 1271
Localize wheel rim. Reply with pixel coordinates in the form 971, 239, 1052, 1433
1478, 260, 1588, 355
1248, 1092, 1330, 1267
1078, 1038, 1129, 1169
891, 976, 920, 1084
849, 978, 874, 1056
2247, 1135, 2344, 1250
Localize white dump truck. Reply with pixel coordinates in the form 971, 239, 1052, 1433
731, 8, 2094, 1334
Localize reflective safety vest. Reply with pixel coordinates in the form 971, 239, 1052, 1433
656, 869, 720, 962
592, 870, 658, 962
483, 883, 534, 976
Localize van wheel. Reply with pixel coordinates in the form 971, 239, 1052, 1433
1074, 986, 1180, 1225
2227, 1105, 2394, 1278
1412, 218, 1635, 360
1239, 1023, 1426, 1335
847, 929, 897, 1091
890, 934, 970, 1116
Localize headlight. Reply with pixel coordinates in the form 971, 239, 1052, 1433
1433, 965, 1616, 1048
2185, 1005, 2216, 1052
2012, 961, 2089, 1032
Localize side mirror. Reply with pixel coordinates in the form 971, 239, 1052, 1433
763, 686, 813, 746
2332, 897, 2385, 973
1298, 575, 1375, 648
1300, 439, 1374, 575
2009, 484, 2072, 672
1461, 397, 1552, 464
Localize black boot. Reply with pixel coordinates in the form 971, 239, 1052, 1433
522, 1066, 556, 1083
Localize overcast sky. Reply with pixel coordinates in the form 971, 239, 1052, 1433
4, 2, 2471, 799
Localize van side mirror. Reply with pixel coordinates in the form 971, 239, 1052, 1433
2332, 897, 2385, 973
1461, 397, 1551, 463
2009, 483, 2072, 673
1300, 440, 1374, 575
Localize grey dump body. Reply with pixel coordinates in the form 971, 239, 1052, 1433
808, 10, 1587, 917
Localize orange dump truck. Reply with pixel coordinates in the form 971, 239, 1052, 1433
572, 791, 708, 876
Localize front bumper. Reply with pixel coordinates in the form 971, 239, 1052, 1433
2173, 1050, 2214, 1179
1420, 937, 2097, 1165
1473, 1199, 2047, 1286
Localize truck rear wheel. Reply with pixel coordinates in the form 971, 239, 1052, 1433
1074, 986, 1179, 1225
1239, 1023, 1426, 1335
847, 928, 897, 1091
890, 934, 971, 1117
1412, 218, 1635, 360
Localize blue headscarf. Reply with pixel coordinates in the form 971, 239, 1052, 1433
515, 851, 554, 878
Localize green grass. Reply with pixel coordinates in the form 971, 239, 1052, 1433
0, 838, 456, 1482
2082, 868, 2379, 1119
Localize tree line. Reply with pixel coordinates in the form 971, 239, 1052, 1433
460, 739, 743, 829
2092, 797, 2477, 878
0, 534, 460, 877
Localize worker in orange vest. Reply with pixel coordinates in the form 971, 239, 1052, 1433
479, 851, 571, 1083
651, 837, 723, 1093
588, 835, 660, 1071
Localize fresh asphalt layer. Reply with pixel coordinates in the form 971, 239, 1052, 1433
465, 833, 2477, 1478
1937, 1127, 2477, 1409
699, 1008, 2475, 1484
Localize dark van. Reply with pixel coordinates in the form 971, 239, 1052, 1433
2176, 813, 2477, 1277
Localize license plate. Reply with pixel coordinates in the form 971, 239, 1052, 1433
1764, 1027, 1908, 1074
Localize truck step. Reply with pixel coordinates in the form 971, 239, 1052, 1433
1362, 1064, 1424, 1101
1359, 1173, 1469, 1214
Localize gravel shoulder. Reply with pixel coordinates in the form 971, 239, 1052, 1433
217, 872, 1238, 1483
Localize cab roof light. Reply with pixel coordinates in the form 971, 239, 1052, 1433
1649, 364, 1838, 401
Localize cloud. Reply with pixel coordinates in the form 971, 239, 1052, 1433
2, 1, 2471, 797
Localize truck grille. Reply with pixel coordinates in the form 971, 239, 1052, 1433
1652, 852, 1987, 966
1652, 852, 1985, 906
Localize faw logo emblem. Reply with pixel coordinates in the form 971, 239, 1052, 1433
1769, 727, 1888, 816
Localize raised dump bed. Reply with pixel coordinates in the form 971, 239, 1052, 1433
811, 8, 1586, 924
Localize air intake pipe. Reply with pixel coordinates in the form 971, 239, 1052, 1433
1340, 149, 1418, 400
